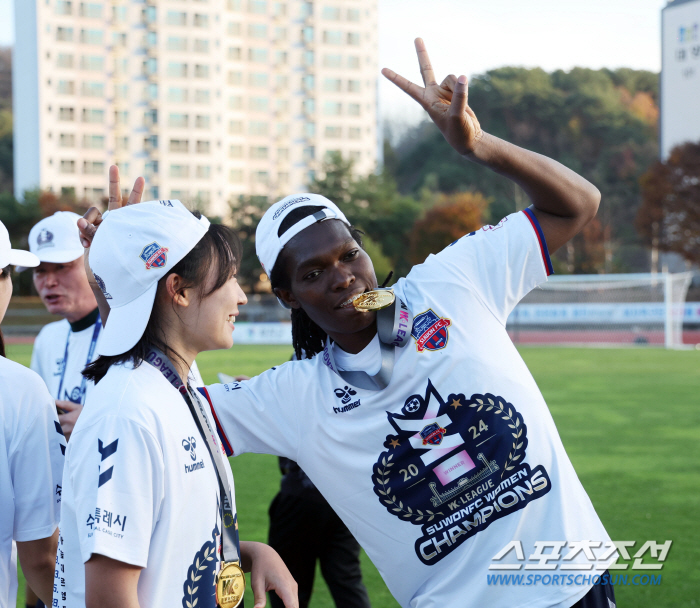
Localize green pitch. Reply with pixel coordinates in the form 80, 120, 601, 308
7, 344, 699, 608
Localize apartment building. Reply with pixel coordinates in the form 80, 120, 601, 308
13, 0, 378, 216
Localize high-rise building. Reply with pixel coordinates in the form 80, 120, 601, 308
13, 0, 378, 216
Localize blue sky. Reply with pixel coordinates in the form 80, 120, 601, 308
0, 0, 668, 123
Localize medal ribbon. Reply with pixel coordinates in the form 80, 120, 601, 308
144, 349, 242, 566
56, 313, 101, 404
322, 294, 412, 391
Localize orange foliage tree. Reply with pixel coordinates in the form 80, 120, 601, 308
408, 192, 488, 265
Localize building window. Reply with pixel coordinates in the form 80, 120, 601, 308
276, 75, 288, 88
194, 89, 211, 104
170, 164, 190, 178
80, 29, 104, 45
322, 6, 341, 20
250, 146, 268, 159
82, 108, 104, 123
113, 32, 128, 47
347, 103, 360, 116
248, 23, 268, 38
303, 27, 314, 43
228, 47, 242, 61
228, 22, 241, 35
323, 30, 342, 45
229, 169, 244, 183
347, 80, 360, 93
276, 99, 289, 112
349, 151, 361, 162
248, 0, 267, 14
166, 11, 187, 26
348, 127, 361, 139
167, 36, 187, 52
303, 74, 315, 91
347, 8, 360, 21
115, 110, 129, 125
347, 32, 360, 46
170, 139, 189, 152
248, 48, 268, 63
229, 96, 243, 110
303, 146, 315, 161
303, 98, 315, 114
57, 53, 74, 68
80, 2, 103, 18
194, 39, 210, 53
116, 136, 129, 151
196, 140, 211, 154
56, 1, 73, 15
278, 172, 289, 184
58, 108, 75, 122
229, 145, 243, 158
56, 27, 74, 42
228, 71, 243, 85
228, 0, 243, 11
113, 5, 127, 22
249, 73, 268, 88
274, 26, 287, 41
170, 190, 189, 200
168, 87, 188, 103
323, 101, 342, 116
169, 113, 188, 128
323, 78, 341, 92
193, 14, 209, 28
144, 135, 158, 150
229, 120, 243, 134
325, 126, 341, 138
248, 121, 268, 136
277, 148, 289, 161
167, 62, 188, 78
194, 64, 210, 78
59, 160, 76, 174
83, 135, 105, 149
304, 122, 315, 137
253, 171, 269, 184
323, 54, 341, 68
347, 55, 360, 69
275, 51, 288, 65
80, 55, 105, 71
145, 161, 159, 175
277, 123, 289, 136
195, 191, 211, 204
81, 82, 104, 97
196, 166, 211, 179
59, 134, 76, 148
57, 81, 75, 95
83, 161, 105, 175
195, 115, 211, 129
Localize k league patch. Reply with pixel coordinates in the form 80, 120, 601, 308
140, 241, 169, 269
411, 309, 451, 352
372, 381, 551, 565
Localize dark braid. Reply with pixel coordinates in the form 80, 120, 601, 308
269, 208, 363, 360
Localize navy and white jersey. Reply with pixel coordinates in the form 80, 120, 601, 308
205, 211, 614, 608
56, 361, 234, 608
0, 358, 65, 608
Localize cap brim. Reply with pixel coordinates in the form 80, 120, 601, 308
36, 249, 85, 264
97, 282, 158, 356
5, 249, 40, 269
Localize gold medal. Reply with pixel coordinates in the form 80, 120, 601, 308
216, 561, 245, 608
352, 289, 396, 312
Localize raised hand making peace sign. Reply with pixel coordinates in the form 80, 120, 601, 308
382, 38, 483, 157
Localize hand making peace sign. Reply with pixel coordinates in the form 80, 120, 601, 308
382, 38, 483, 157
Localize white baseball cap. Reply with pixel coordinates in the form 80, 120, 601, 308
0, 220, 40, 268
89, 200, 210, 356
25, 211, 85, 266
255, 193, 350, 277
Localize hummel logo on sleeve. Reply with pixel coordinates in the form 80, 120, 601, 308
98, 438, 119, 487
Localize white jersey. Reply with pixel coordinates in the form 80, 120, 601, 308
56, 361, 236, 608
31, 312, 101, 404
30, 313, 204, 403
205, 211, 614, 608
0, 358, 65, 608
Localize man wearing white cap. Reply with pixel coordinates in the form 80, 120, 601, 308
26, 211, 101, 441
0, 220, 66, 608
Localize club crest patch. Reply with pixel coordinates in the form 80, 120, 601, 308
140, 242, 169, 269
372, 381, 551, 565
36, 228, 54, 249
411, 309, 451, 352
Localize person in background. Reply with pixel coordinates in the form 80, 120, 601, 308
268, 457, 370, 608
0, 220, 66, 608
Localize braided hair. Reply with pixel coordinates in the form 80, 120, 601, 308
269, 206, 364, 360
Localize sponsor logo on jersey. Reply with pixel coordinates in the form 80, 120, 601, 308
333, 385, 361, 413
36, 228, 54, 249
93, 272, 112, 299
411, 309, 451, 352
182, 436, 197, 460
273, 196, 311, 219
139, 241, 169, 269
98, 438, 119, 487
371, 380, 551, 565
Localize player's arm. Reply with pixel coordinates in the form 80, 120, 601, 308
16, 529, 59, 606
382, 38, 600, 253
85, 554, 142, 608
240, 541, 299, 608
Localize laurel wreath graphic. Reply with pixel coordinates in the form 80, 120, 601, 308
471, 397, 524, 477
185, 545, 215, 608
374, 454, 444, 524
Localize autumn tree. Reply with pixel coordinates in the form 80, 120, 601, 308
636, 142, 700, 265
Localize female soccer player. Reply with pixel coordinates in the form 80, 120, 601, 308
83, 40, 617, 608
58, 200, 297, 608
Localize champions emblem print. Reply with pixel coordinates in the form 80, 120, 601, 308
411, 309, 451, 352
371, 380, 552, 565
140, 241, 169, 269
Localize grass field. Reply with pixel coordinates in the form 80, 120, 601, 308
7, 343, 700, 608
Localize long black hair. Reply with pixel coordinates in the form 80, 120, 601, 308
0, 265, 9, 358
269, 206, 364, 360
83, 213, 242, 383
